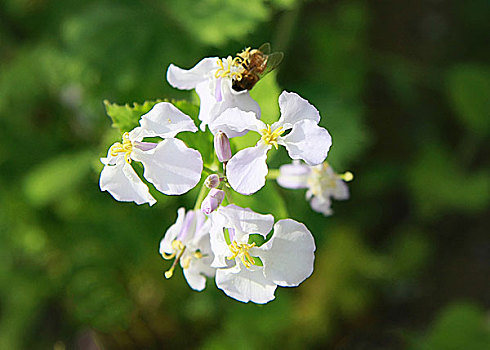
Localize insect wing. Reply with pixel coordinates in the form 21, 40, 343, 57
258, 42, 271, 55
260, 51, 284, 77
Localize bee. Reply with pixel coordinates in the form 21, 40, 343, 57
232, 43, 284, 92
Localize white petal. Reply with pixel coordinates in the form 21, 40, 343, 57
208, 79, 261, 137
255, 219, 315, 287
193, 212, 211, 241
100, 144, 120, 165
195, 80, 215, 132
273, 91, 321, 130
132, 138, 203, 195
212, 79, 261, 119
138, 102, 198, 138
159, 207, 186, 255
182, 233, 215, 291
218, 204, 274, 240
183, 266, 207, 291
226, 144, 271, 195
211, 108, 264, 137
209, 211, 233, 268
166, 57, 218, 90
282, 119, 332, 166
309, 196, 333, 216
277, 161, 311, 189
215, 265, 277, 304
99, 160, 156, 206
333, 179, 350, 200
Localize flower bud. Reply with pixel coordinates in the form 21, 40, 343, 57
214, 130, 232, 163
201, 189, 225, 215
204, 174, 220, 189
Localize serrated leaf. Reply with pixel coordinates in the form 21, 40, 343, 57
103, 99, 163, 132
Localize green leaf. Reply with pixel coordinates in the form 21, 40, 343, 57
446, 64, 490, 136
103, 99, 163, 133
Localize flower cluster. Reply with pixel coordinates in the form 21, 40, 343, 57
99, 44, 353, 303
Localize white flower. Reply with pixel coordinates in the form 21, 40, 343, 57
160, 208, 215, 291
99, 102, 203, 205
278, 161, 353, 216
210, 204, 316, 304
167, 55, 261, 138
214, 91, 332, 195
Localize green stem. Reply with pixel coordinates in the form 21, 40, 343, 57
193, 184, 208, 211
203, 165, 217, 175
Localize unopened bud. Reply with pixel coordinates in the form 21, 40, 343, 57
201, 189, 225, 215
214, 130, 232, 163
204, 174, 220, 188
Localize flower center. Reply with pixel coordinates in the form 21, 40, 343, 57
215, 56, 243, 80
162, 241, 204, 278
227, 240, 257, 268
308, 163, 354, 196
260, 125, 284, 149
109, 132, 133, 164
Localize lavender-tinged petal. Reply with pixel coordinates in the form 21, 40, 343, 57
167, 57, 218, 90
177, 211, 196, 242
99, 160, 156, 206
215, 265, 277, 304
254, 219, 316, 287
277, 161, 311, 189
273, 91, 321, 131
131, 138, 203, 195
281, 119, 332, 166
226, 144, 271, 195
133, 141, 157, 152
139, 102, 198, 139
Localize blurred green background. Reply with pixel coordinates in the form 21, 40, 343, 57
1, 0, 489, 349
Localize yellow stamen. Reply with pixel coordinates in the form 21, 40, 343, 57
340, 171, 354, 182
215, 56, 243, 79
163, 240, 186, 279
227, 241, 257, 269
260, 125, 285, 149
109, 132, 133, 164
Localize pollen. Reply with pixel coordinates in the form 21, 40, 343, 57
227, 241, 257, 268
215, 56, 243, 80
260, 125, 284, 149
109, 132, 133, 164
